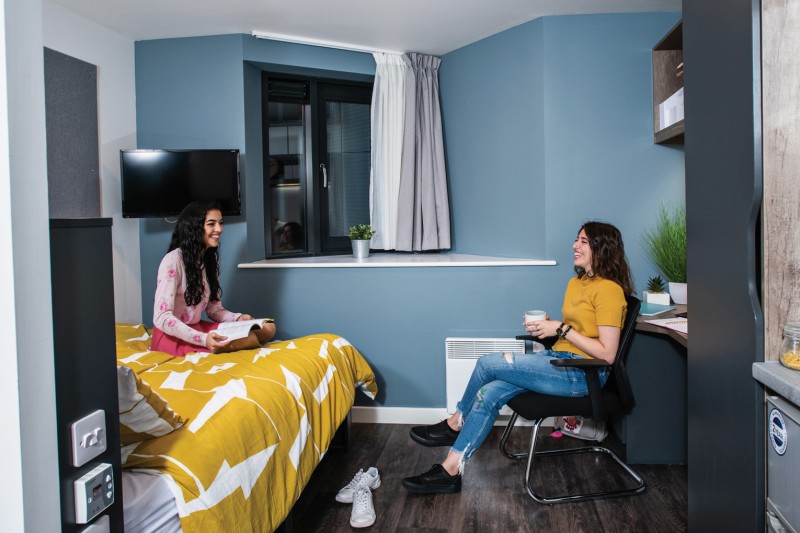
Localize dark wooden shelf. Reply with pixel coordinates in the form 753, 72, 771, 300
652, 20, 684, 145
654, 119, 685, 144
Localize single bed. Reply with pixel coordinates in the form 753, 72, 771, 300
114, 323, 377, 532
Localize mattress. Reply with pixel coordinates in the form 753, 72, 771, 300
122, 471, 181, 533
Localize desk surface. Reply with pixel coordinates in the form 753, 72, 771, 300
635, 303, 687, 347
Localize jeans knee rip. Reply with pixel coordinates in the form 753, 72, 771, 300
476, 386, 487, 407
503, 351, 514, 363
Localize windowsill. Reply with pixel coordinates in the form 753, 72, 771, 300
238, 253, 557, 269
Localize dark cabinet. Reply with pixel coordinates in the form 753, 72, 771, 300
50, 218, 123, 532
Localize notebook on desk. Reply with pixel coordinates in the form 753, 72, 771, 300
639, 302, 677, 316
644, 317, 688, 335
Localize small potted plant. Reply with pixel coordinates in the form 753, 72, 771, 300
348, 224, 376, 258
642, 275, 671, 305
641, 205, 687, 304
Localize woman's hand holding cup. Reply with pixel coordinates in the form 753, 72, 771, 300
524, 309, 549, 338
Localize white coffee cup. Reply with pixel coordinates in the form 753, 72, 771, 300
524, 310, 547, 324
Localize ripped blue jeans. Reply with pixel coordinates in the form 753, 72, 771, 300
452, 350, 609, 465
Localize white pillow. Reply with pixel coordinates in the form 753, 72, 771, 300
117, 366, 185, 445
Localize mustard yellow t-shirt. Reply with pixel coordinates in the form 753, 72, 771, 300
552, 275, 627, 358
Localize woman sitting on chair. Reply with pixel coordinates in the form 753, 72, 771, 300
403, 221, 633, 494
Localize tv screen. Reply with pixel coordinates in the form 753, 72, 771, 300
120, 149, 241, 218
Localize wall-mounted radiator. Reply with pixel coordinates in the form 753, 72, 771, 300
445, 337, 526, 415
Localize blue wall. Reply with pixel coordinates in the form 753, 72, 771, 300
440, 13, 684, 275
540, 14, 684, 274
440, 19, 546, 257
134, 12, 683, 408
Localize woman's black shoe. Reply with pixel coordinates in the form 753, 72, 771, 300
409, 420, 459, 447
402, 464, 462, 493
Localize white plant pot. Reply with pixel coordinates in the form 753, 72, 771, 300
643, 291, 672, 305
351, 239, 370, 258
668, 282, 687, 305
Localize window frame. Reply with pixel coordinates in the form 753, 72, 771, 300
260, 69, 374, 259
316, 81, 374, 254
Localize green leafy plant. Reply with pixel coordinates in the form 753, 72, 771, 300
641, 205, 687, 283
348, 224, 376, 241
647, 275, 666, 293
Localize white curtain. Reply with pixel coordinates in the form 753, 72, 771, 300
369, 53, 406, 250
396, 53, 450, 251
370, 52, 451, 251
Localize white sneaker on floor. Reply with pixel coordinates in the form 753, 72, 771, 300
335, 467, 381, 503
350, 486, 376, 528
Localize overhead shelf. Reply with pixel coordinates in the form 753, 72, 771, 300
652, 20, 684, 145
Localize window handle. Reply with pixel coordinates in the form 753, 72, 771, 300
320, 163, 329, 188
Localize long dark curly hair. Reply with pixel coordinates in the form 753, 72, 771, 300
168, 201, 222, 307
575, 221, 634, 295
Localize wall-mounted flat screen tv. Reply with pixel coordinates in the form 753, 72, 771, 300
120, 149, 241, 218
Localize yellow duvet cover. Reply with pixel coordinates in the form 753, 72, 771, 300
115, 323, 378, 532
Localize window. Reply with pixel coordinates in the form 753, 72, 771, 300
262, 73, 373, 257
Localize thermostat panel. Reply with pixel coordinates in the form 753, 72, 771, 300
74, 463, 114, 524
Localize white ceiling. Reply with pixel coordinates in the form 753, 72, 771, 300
50, 0, 680, 56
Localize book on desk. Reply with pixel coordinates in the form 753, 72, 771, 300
639, 302, 677, 317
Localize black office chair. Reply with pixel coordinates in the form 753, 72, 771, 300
498, 294, 646, 504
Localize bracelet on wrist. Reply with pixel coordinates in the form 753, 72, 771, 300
562, 325, 573, 338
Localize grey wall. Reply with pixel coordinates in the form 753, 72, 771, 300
683, 0, 764, 529
134, 13, 685, 410
44, 47, 100, 218
42, 0, 143, 325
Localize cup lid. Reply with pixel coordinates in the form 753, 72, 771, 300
784, 323, 800, 337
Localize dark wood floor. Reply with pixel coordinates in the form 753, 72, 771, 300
288, 423, 687, 532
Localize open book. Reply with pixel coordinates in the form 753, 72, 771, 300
644, 317, 687, 335
212, 318, 274, 342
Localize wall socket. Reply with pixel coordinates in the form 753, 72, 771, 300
71, 410, 107, 467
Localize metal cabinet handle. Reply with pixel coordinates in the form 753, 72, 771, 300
320, 163, 328, 188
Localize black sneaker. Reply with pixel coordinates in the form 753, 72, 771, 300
409, 420, 459, 447
402, 464, 462, 494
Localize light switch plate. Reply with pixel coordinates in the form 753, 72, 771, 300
71, 410, 107, 467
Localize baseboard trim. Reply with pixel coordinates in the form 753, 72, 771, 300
350, 406, 447, 425
350, 406, 548, 427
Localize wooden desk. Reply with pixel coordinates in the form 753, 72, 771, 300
635, 303, 687, 347
626, 303, 688, 464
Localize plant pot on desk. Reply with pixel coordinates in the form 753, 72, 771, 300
668, 282, 687, 304
643, 290, 672, 305
351, 240, 370, 258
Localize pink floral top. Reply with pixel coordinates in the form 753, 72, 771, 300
153, 248, 240, 347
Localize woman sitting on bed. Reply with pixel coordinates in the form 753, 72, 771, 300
151, 200, 276, 356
